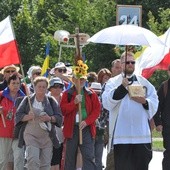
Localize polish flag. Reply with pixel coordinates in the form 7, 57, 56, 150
135, 28, 170, 78
0, 16, 20, 68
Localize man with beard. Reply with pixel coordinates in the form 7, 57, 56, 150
102, 52, 158, 170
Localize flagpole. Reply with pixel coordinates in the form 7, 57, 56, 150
19, 64, 33, 113
0, 106, 6, 128
9, 15, 34, 114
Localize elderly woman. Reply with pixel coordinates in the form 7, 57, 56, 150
15, 76, 62, 170
48, 77, 64, 170
0, 73, 25, 170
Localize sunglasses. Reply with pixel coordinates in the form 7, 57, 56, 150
57, 68, 67, 73
124, 61, 135, 65
52, 84, 64, 89
5, 70, 15, 73
34, 72, 41, 76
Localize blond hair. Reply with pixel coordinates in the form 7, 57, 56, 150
120, 52, 134, 62
33, 76, 48, 87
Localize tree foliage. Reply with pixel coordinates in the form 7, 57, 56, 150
0, 0, 169, 87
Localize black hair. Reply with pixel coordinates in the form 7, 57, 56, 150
7, 73, 21, 85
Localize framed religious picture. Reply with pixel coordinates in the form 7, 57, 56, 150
116, 5, 142, 26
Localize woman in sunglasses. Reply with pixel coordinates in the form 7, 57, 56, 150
48, 77, 64, 170
27, 66, 42, 94
0, 65, 20, 91
50, 62, 71, 91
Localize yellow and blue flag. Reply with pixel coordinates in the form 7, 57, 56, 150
41, 42, 50, 77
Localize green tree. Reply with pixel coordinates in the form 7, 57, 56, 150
0, 0, 169, 78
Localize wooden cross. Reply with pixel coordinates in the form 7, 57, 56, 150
70, 28, 85, 144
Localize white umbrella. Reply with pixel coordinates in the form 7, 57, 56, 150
87, 25, 165, 77
87, 25, 164, 46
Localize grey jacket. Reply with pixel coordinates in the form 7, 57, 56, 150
15, 94, 63, 148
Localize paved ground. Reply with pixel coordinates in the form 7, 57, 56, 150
102, 149, 163, 170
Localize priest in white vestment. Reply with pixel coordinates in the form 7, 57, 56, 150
102, 52, 158, 170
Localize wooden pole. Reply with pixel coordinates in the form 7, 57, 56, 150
124, 45, 128, 77
77, 78, 82, 144
20, 64, 34, 114
0, 111, 6, 128
74, 28, 83, 145
1, 114, 6, 128
0, 105, 6, 127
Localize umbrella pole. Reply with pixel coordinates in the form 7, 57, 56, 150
124, 45, 128, 77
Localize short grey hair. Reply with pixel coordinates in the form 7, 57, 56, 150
120, 51, 134, 62
111, 59, 121, 67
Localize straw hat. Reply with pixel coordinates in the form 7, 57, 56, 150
1, 64, 20, 74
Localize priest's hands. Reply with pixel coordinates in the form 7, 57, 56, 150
131, 96, 146, 104
122, 78, 129, 88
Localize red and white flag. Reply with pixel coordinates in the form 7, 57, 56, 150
135, 28, 170, 78
0, 16, 20, 68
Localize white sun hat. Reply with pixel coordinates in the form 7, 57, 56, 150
90, 82, 102, 92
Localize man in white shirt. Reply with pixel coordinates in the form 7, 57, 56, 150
102, 52, 158, 170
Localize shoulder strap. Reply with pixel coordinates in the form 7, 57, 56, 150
0, 91, 4, 103
67, 93, 72, 103
163, 80, 168, 98
48, 96, 53, 106
67, 87, 75, 103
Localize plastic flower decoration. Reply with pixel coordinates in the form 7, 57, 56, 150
72, 60, 88, 78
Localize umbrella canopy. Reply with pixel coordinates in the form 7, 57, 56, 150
87, 25, 164, 46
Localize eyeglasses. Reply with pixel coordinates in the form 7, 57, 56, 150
34, 72, 41, 76
51, 84, 64, 89
5, 70, 15, 73
57, 68, 67, 73
124, 61, 135, 65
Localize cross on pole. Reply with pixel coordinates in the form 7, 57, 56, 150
70, 27, 86, 144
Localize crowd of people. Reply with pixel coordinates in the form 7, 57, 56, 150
0, 51, 167, 170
